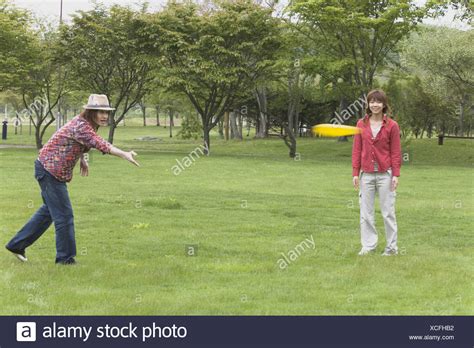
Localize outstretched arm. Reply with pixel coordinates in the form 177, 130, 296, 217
110, 146, 140, 167
72, 121, 139, 167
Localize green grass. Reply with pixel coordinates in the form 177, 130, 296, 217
0, 124, 473, 315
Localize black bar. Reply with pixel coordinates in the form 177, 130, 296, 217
1, 316, 472, 348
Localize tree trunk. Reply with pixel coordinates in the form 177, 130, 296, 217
426, 122, 433, 138
141, 103, 147, 127
284, 65, 301, 157
155, 105, 160, 126
230, 112, 235, 139
224, 111, 230, 140
458, 94, 466, 136
255, 110, 260, 136
285, 91, 298, 158
218, 118, 224, 139
33, 107, 55, 149
108, 121, 117, 144
255, 86, 268, 138
290, 73, 301, 137
238, 111, 243, 139
294, 110, 300, 136
468, 108, 472, 137
284, 126, 297, 158
35, 126, 43, 149
203, 127, 210, 155
230, 110, 242, 140
169, 109, 174, 138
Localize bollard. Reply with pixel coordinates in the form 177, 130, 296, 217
438, 134, 444, 145
2, 120, 7, 140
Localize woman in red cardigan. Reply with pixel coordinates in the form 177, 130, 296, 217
352, 89, 401, 256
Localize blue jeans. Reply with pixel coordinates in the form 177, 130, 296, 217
6, 160, 76, 263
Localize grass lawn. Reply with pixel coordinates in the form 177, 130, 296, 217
0, 123, 472, 315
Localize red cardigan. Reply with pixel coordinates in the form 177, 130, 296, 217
352, 114, 402, 177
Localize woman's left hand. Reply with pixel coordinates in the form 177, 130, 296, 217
391, 176, 398, 191
80, 158, 89, 177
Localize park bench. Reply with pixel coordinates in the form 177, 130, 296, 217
437, 134, 474, 145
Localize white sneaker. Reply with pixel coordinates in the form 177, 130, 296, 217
382, 248, 398, 256
15, 253, 28, 262
6, 246, 28, 262
358, 248, 374, 256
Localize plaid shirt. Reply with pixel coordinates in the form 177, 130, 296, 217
38, 115, 112, 182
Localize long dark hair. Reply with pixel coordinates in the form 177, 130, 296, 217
365, 89, 391, 117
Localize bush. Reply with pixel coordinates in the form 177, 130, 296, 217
177, 113, 202, 140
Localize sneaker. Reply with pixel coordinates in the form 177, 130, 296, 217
5, 246, 28, 262
57, 258, 76, 265
358, 248, 375, 256
382, 248, 398, 256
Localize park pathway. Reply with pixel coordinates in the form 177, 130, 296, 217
0, 145, 36, 149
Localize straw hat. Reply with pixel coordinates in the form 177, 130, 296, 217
83, 94, 115, 111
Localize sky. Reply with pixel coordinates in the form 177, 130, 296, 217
11, 0, 471, 30
12, 0, 165, 22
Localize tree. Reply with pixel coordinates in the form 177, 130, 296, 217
10, 22, 68, 149
427, 0, 473, 25
157, 90, 188, 137
146, 89, 163, 126
60, 90, 89, 120
0, 0, 37, 91
288, 0, 430, 96
403, 26, 473, 135
140, 0, 281, 154
270, 23, 318, 157
254, 86, 269, 138
384, 73, 456, 138
138, 98, 147, 126
59, 4, 154, 143
1, 2, 72, 148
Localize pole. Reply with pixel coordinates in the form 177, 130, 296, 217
2, 120, 8, 140
57, 0, 64, 131
60, 0, 63, 23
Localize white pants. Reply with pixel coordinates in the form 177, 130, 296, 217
359, 170, 398, 251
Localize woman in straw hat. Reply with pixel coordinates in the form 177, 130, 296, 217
5, 94, 139, 265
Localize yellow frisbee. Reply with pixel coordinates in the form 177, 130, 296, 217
312, 124, 362, 137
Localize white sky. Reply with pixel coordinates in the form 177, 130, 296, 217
12, 0, 166, 22
11, 0, 471, 30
